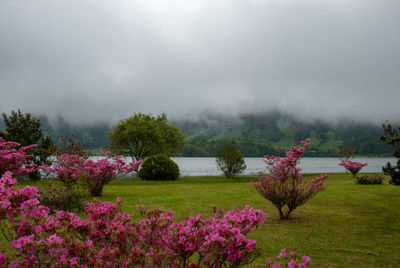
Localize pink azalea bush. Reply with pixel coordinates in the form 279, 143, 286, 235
266, 249, 311, 268
0, 137, 36, 177
41, 154, 86, 186
83, 151, 142, 196
0, 171, 266, 267
253, 139, 330, 219
42, 152, 143, 196
338, 160, 367, 177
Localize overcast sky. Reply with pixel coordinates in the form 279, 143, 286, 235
1, 0, 399, 125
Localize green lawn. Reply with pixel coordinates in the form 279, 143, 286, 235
3, 174, 400, 267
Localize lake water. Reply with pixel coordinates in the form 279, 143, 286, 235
170, 157, 397, 177
90, 156, 397, 177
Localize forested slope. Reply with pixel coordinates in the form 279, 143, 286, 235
0, 112, 394, 157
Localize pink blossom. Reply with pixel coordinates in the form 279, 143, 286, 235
267, 249, 312, 268
46, 234, 63, 245
288, 260, 297, 268
278, 248, 286, 257
11, 234, 34, 250
0, 253, 6, 265
302, 255, 311, 265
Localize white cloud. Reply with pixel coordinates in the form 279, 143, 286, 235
0, 0, 399, 125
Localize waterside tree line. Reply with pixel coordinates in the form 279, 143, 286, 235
1, 110, 395, 157
1, 110, 400, 184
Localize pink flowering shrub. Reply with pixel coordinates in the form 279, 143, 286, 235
253, 139, 330, 219
266, 249, 311, 268
41, 154, 86, 186
339, 160, 367, 177
83, 151, 142, 196
42, 152, 143, 196
0, 171, 266, 267
0, 137, 36, 177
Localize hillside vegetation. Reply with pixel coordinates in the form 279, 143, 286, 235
174, 112, 393, 157
0, 111, 393, 157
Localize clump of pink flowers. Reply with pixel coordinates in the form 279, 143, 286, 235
266, 249, 311, 268
42, 151, 143, 196
339, 160, 367, 177
0, 171, 266, 267
0, 137, 37, 177
253, 139, 330, 219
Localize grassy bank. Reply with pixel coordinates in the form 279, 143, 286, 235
3, 173, 400, 267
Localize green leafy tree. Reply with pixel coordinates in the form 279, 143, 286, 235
1, 109, 56, 179
216, 141, 246, 178
380, 123, 400, 185
108, 113, 184, 161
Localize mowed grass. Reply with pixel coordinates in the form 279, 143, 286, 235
103, 174, 400, 267
2, 173, 400, 267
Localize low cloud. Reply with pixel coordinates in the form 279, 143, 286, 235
1, 0, 399, 125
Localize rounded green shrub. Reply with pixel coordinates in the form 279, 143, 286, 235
138, 154, 180, 181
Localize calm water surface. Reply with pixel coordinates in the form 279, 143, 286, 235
170, 157, 397, 177
90, 156, 397, 177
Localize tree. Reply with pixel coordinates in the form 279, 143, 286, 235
216, 141, 246, 178
1, 109, 55, 179
108, 113, 184, 161
380, 123, 400, 185
252, 139, 330, 219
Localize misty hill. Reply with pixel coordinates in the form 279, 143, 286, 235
0, 112, 393, 157
172, 112, 393, 157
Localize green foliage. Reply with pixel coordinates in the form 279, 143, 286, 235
2, 112, 392, 157
108, 113, 184, 161
380, 123, 400, 185
356, 174, 384, 185
37, 180, 88, 213
138, 154, 180, 181
176, 112, 393, 157
1, 109, 55, 179
216, 141, 246, 178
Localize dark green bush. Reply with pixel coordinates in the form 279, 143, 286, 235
38, 180, 88, 213
356, 174, 384, 185
138, 154, 180, 181
380, 123, 400, 185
